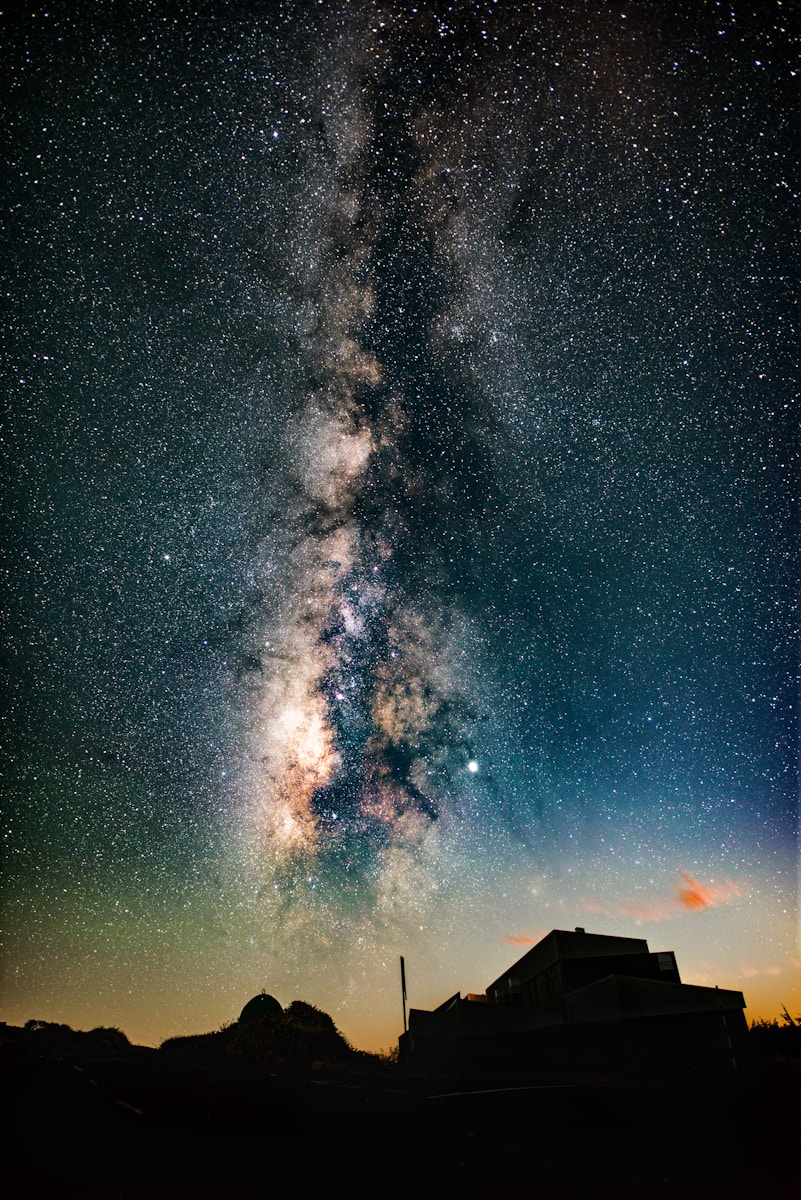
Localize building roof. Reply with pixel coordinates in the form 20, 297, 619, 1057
487, 927, 650, 992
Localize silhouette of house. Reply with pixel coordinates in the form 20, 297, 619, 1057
400, 928, 747, 1081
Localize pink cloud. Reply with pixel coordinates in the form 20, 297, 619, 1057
503, 929, 548, 947
565, 872, 742, 926
675, 871, 740, 912
504, 871, 742, 946
726, 963, 784, 981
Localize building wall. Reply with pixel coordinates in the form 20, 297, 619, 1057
402, 930, 747, 1081
486, 930, 649, 999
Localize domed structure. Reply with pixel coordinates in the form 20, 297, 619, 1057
238, 992, 283, 1025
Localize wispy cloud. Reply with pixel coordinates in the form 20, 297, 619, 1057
503, 929, 548, 947
740, 964, 785, 979
510, 872, 743, 942
608, 871, 742, 922
675, 871, 740, 912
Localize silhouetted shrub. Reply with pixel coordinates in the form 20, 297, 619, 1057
159, 1028, 231, 1059
226, 999, 352, 1064
83, 1026, 131, 1054
5, 1020, 133, 1057
227, 1011, 286, 1061
749, 1017, 801, 1059
284, 1000, 338, 1033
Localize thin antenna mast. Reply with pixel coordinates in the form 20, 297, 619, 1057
400, 955, 407, 1034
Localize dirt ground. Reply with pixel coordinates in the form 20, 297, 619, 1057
2, 1053, 799, 1199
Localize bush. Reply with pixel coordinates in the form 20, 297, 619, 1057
159, 1028, 230, 1059
749, 1015, 801, 1059
226, 1000, 352, 1064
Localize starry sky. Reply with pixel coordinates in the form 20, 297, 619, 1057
3, 1, 799, 1051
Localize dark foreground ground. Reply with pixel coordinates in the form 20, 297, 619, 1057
2, 1053, 799, 1199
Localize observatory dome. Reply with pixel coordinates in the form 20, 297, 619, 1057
238, 992, 283, 1025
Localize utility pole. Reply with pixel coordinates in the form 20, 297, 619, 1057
400, 955, 407, 1034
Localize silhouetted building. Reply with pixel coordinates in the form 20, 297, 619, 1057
400, 928, 747, 1082
239, 992, 283, 1025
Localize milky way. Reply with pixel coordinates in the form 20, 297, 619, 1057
4, 2, 799, 1048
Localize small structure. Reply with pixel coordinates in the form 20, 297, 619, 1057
238, 992, 283, 1025
400, 928, 747, 1082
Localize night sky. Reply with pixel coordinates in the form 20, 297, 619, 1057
3, 1, 799, 1051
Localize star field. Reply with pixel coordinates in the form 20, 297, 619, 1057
3, 1, 799, 1049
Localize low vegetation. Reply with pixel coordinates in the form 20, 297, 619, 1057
0, 1019, 132, 1058
160, 998, 394, 1072
748, 1010, 801, 1063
